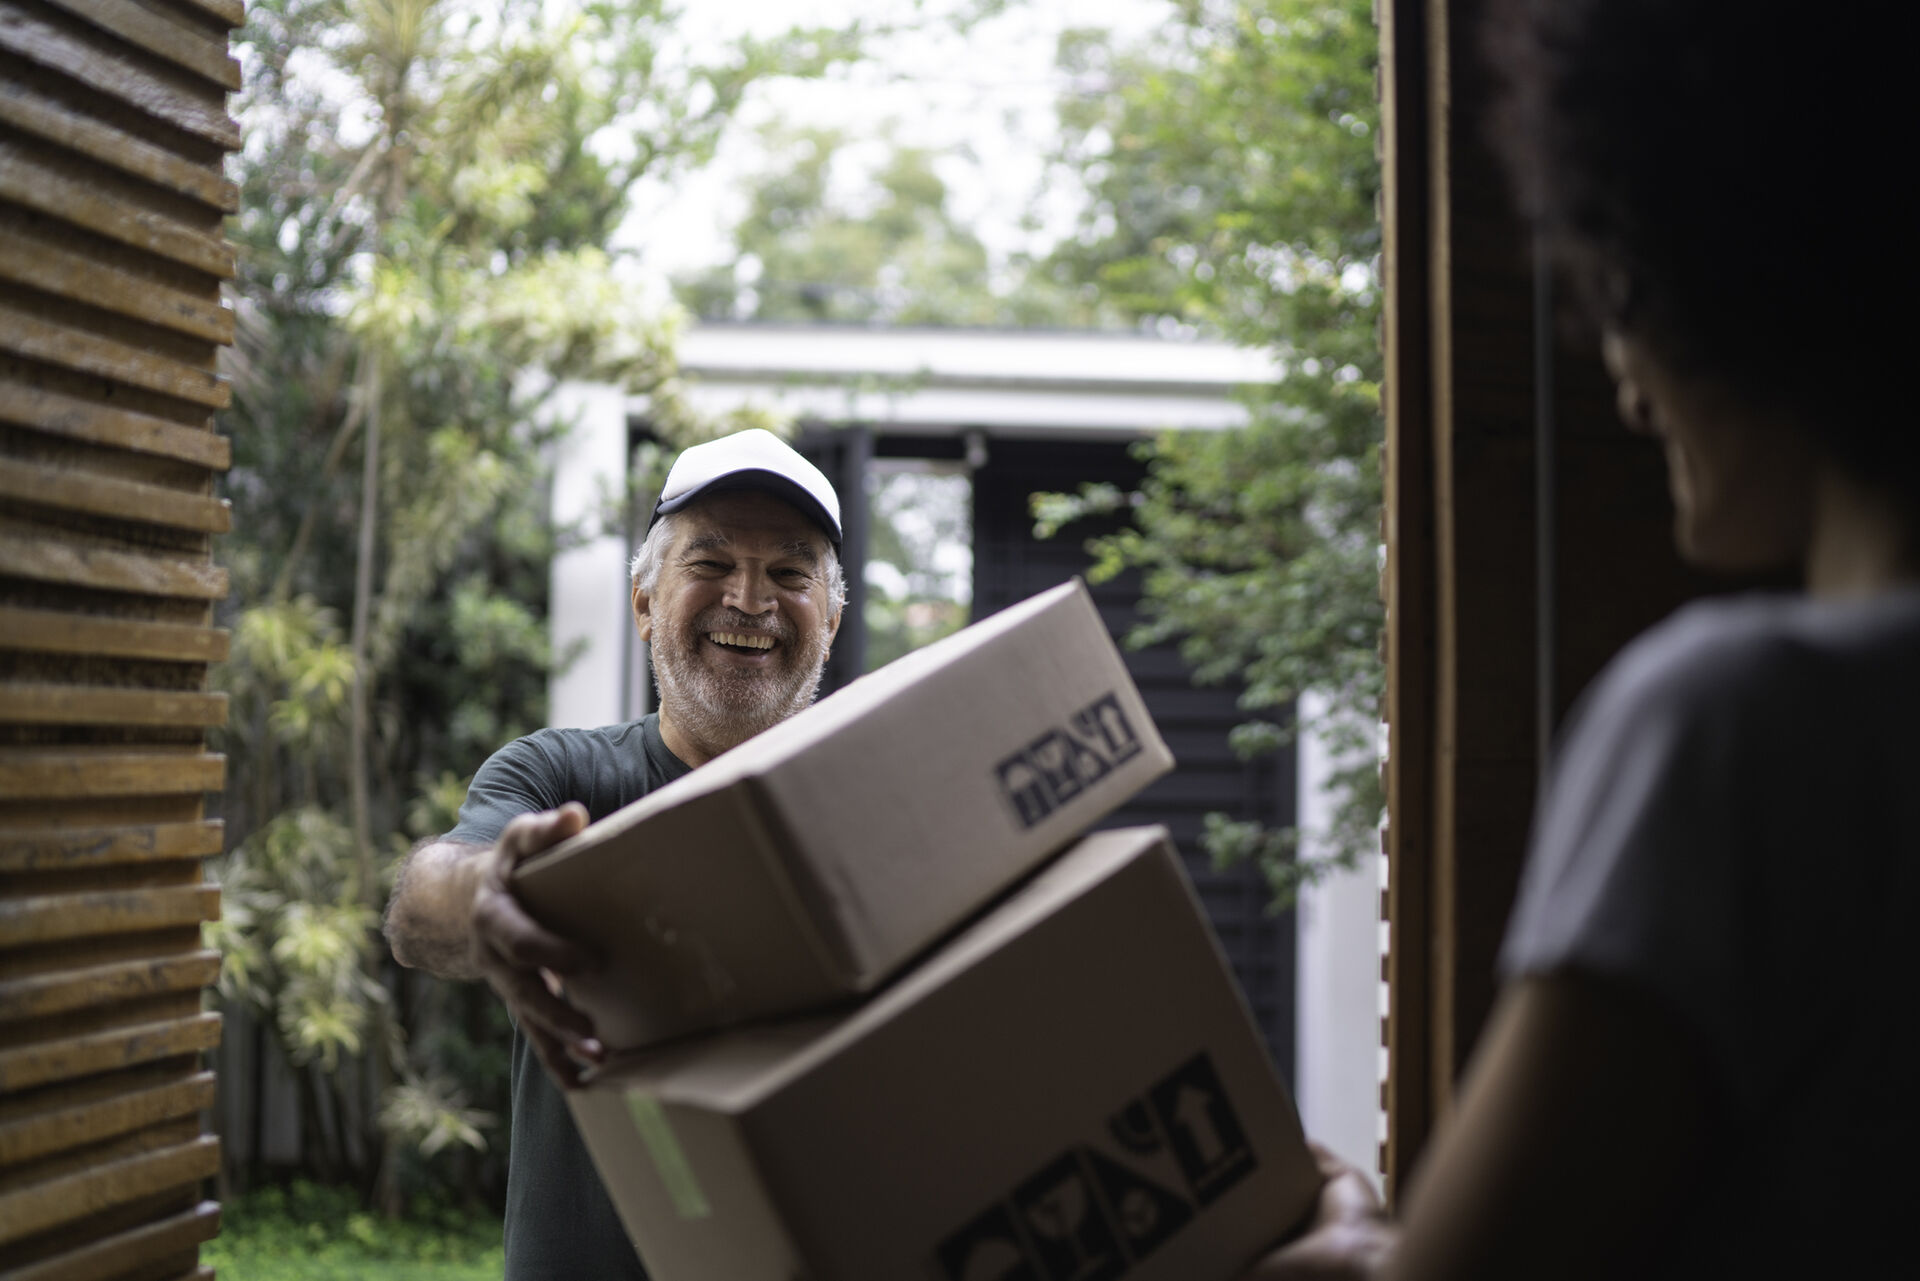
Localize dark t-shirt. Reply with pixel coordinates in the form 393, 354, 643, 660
1500, 589, 1920, 1276
446, 715, 690, 1281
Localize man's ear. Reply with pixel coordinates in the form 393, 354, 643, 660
631, 582, 652, 642
826, 605, 842, 645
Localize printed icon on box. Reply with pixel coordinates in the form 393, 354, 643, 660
996, 756, 1053, 828
937, 1204, 1045, 1281
1026, 729, 1109, 808
1081, 1149, 1193, 1260
935, 1053, 1253, 1280
993, 691, 1141, 830
1148, 1053, 1257, 1206
1013, 1154, 1128, 1281
1074, 693, 1143, 765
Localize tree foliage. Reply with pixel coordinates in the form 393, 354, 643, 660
1032, 0, 1382, 902
216, 0, 855, 1202
679, 126, 1108, 328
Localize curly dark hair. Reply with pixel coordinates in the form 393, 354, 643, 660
1484, 0, 1917, 492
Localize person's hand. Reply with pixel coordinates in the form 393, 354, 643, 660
1240, 1143, 1397, 1280
469, 803, 604, 1087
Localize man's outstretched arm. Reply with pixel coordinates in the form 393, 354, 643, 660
386, 837, 490, 979
384, 803, 607, 1085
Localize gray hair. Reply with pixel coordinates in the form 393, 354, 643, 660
629, 510, 847, 620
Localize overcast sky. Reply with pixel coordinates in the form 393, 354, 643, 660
621, 0, 1173, 281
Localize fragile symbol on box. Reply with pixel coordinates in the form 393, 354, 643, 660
994, 692, 1145, 830
935, 1053, 1256, 1281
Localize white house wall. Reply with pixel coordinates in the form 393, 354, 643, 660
1294, 689, 1387, 1189
547, 381, 632, 731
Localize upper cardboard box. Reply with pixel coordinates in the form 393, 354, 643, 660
514, 578, 1174, 1049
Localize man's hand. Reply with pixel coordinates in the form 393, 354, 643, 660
469, 803, 605, 1088
1240, 1143, 1396, 1280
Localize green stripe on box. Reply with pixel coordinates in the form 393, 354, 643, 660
625, 1093, 712, 1220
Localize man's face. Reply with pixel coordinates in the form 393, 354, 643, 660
635, 491, 840, 760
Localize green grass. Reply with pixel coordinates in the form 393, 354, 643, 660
201, 1181, 503, 1280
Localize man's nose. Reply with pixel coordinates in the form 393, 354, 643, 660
721, 565, 776, 614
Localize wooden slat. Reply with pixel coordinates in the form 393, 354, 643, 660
0, 884, 219, 948
0, 750, 226, 800
0, 459, 231, 534
0, 610, 227, 662
0, 683, 228, 729
0, 383, 229, 469
1380, 0, 1436, 1202
0, 608, 228, 663
0, 535, 229, 601
41, 0, 242, 91
4, 1198, 219, 1281
0, 227, 234, 344
0, 821, 223, 873
0, 80, 237, 212
0, 2, 239, 149
0, 1, 238, 1276
0, 1012, 221, 1093
0, 140, 234, 280
0, 1074, 214, 1165
0, 302, 229, 408
168, 0, 244, 30
0, 952, 221, 1023
0, 1135, 219, 1246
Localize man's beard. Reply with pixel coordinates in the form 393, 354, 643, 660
650, 605, 831, 756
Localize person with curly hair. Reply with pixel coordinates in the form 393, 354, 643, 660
1245, 3, 1917, 1276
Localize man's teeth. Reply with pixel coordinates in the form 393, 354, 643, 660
710, 631, 775, 650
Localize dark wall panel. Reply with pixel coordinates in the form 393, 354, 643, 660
968, 437, 1298, 1080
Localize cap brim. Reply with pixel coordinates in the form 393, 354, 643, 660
652, 470, 842, 544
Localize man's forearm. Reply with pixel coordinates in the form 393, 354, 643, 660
385, 838, 488, 979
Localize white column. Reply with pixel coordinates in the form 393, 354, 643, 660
546, 382, 631, 731
1294, 690, 1385, 1189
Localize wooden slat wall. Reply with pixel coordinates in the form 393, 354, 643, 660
0, 0, 239, 1275
1378, 0, 1436, 1204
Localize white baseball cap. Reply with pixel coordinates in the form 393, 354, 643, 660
651, 429, 842, 544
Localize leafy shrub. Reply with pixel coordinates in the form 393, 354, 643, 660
202, 1180, 503, 1280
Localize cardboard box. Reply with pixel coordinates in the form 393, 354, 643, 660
514, 578, 1175, 1050
568, 826, 1322, 1281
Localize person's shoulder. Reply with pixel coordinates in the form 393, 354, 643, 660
549, 718, 653, 753
507, 719, 659, 774
500, 720, 649, 751
1587, 593, 1834, 726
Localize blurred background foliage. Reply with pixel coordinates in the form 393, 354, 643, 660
209, 0, 1379, 1247
1030, 0, 1381, 899
215, 0, 862, 1213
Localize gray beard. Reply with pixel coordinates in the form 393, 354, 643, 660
649, 610, 831, 757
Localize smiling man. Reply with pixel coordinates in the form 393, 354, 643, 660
384, 429, 845, 1281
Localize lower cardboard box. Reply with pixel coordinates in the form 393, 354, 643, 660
568, 825, 1322, 1281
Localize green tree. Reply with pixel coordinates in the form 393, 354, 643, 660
1032, 0, 1382, 902
215, 0, 856, 1203
679, 125, 1107, 328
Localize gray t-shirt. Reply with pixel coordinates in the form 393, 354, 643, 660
1501, 588, 1919, 1274
447, 715, 690, 1281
